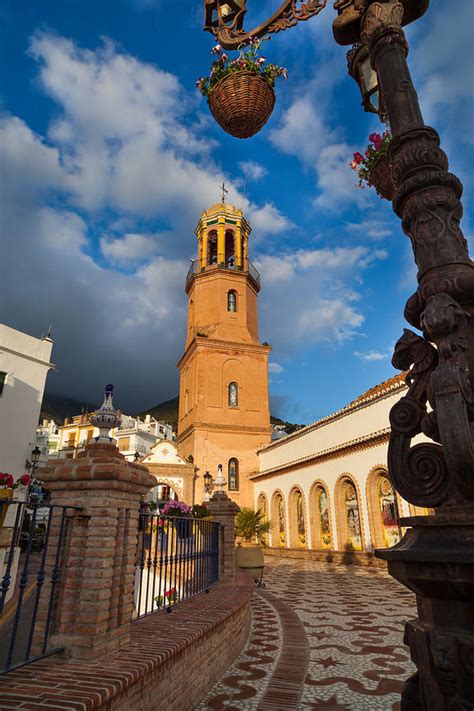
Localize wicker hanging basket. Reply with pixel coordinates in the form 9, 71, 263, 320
370, 156, 394, 200
208, 71, 275, 139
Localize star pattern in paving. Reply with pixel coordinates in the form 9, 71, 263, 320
198, 558, 416, 709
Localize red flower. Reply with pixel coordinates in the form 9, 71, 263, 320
19, 474, 31, 487
369, 132, 381, 143
0, 472, 14, 488
352, 152, 363, 165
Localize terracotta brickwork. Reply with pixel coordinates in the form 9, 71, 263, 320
34, 442, 156, 661
177, 202, 271, 508
207, 490, 240, 581
0, 574, 254, 711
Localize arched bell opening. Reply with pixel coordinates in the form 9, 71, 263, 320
208, 230, 218, 265
225, 229, 235, 268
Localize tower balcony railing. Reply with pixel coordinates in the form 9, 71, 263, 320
185, 259, 260, 288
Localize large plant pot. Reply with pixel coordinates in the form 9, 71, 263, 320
0, 489, 13, 528
208, 71, 275, 139
370, 156, 394, 200
173, 518, 192, 540
235, 543, 265, 579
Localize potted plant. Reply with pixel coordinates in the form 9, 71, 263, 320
162, 500, 192, 539
234, 507, 271, 579
196, 38, 287, 139
0, 473, 31, 528
154, 586, 178, 609
350, 131, 394, 200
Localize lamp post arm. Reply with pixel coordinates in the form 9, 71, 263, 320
204, 0, 328, 50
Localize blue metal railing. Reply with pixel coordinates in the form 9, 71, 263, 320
134, 508, 219, 619
0, 499, 81, 675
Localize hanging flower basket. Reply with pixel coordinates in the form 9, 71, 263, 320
208, 71, 275, 139
370, 156, 394, 201
197, 39, 286, 140
350, 131, 394, 200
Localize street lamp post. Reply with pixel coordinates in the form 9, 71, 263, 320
204, 2, 473, 708
203, 470, 213, 501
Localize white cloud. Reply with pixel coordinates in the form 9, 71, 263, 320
409, 0, 474, 138
345, 220, 393, 241
268, 362, 283, 374
100, 232, 160, 264
238, 160, 268, 181
0, 33, 297, 410
255, 245, 387, 351
353, 350, 388, 362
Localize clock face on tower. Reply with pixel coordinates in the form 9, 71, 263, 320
175, 200, 271, 506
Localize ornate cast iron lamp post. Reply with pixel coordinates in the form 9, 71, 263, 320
204, 2, 474, 708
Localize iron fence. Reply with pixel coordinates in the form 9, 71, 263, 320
134, 509, 219, 619
0, 499, 80, 675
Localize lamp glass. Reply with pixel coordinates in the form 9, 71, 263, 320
31, 446, 41, 464
358, 55, 381, 115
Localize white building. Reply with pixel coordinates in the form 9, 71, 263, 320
0, 324, 54, 479
35, 419, 60, 465
252, 373, 431, 555
57, 412, 174, 461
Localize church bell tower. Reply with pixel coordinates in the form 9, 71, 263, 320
177, 198, 271, 506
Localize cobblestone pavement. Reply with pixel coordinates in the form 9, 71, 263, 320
197, 558, 416, 710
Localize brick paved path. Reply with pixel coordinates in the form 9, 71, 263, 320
197, 558, 416, 710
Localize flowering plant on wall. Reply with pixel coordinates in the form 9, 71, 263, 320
0, 473, 31, 490
154, 587, 178, 608
161, 500, 191, 518
196, 38, 287, 97
350, 131, 392, 197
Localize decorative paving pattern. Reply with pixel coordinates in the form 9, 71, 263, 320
197, 558, 417, 710
196, 592, 283, 710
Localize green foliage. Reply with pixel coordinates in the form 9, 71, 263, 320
235, 507, 271, 544
196, 38, 287, 98
191, 504, 208, 519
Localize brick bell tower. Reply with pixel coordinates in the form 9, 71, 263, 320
176, 198, 271, 507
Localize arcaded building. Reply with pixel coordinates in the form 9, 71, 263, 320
252, 374, 431, 554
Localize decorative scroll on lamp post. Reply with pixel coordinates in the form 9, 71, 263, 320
204, 2, 474, 709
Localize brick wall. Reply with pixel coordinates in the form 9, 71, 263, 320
0, 573, 253, 711
264, 546, 387, 568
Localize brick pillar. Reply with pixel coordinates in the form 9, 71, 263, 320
35, 442, 156, 661
206, 491, 239, 582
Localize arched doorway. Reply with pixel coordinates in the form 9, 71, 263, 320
148, 482, 179, 510
257, 493, 269, 544
310, 482, 332, 549
335, 476, 363, 551
289, 487, 307, 548
271, 491, 286, 547
366, 469, 401, 549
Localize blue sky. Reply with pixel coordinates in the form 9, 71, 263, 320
0, 0, 473, 422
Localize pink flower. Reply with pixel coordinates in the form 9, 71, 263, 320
350, 160, 359, 170
369, 132, 381, 143
353, 152, 363, 164
211, 44, 222, 55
